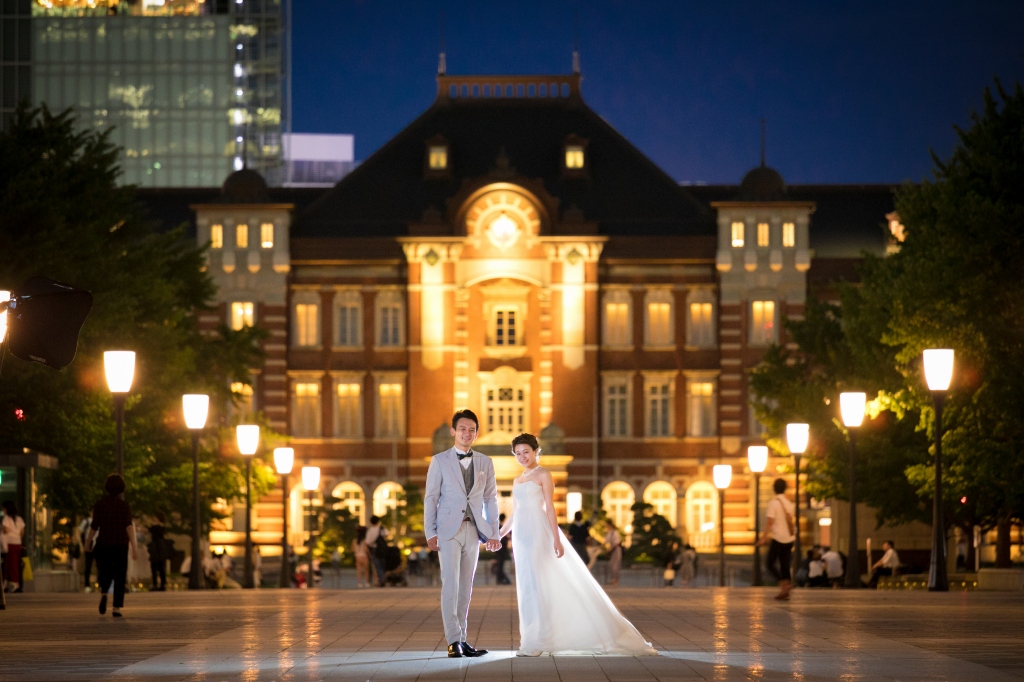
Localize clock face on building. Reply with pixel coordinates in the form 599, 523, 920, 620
464, 185, 542, 249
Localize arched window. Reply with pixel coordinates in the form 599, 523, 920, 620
331, 481, 366, 525
643, 481, 678, 527
372, 481, 404, 520
685, 481, 719, 548
601, 481, 636, 535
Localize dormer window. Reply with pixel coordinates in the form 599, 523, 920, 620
782, 222, 795, 247
210, 223, 224, 249
428, 145, 448, 170
260, 222, 274, 248
565, 145, 585, 169
757, 222, 770, 247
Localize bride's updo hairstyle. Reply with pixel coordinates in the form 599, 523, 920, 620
511, 432, 540, 452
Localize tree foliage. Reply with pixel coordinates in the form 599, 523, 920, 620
0, 105, 274, 533
750, 82, 1024, 563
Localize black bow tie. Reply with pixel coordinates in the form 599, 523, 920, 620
457, 451, 473, 460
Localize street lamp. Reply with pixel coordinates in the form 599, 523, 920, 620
747, 446, 768, 587
183, 394, 209, 590
713, 463, 732, 587
923, 348, 954, 592
236, 424, 260, 589
786, 423, 810, 578
274, 447, 294, 589
104, 351, 136, 475
839, 392, 866, 588
301, 465, 321, 589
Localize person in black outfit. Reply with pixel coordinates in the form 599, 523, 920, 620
567, 511, 591, 562
492, 513, 511, 585
148, 512, 168, 591
86, 474, 138, 617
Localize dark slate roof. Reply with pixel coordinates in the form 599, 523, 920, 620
135, 187, 327, 238
688, 184, 897, 258
296, 75, 713, 238
738, 166, 787, 201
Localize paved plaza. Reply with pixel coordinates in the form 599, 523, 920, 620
1, 586, 1022, 681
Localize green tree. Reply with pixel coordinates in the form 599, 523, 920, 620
0, 105, 274, 537
623, 501, 678, 566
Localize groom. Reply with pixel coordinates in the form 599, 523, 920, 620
424, 409, 501, 658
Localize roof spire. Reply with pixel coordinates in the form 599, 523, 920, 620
760, 118, 766, 168
438, 10, 446, 75
572, 9, 580, 74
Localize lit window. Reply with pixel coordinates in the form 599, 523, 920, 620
428, 145, 448, 170
494, 308, 517, 346
334, 382, 362, 438
645, 377, 673, 437
601, 482, 636, 535
260, 222, 274, 248
335, 299, 361, 347
292, 381, 321, 437
565, 145, 585, 169
687, 381, 715, 437
644, 481, 678, 527
294, 303, 319, 347
731, 221, 745, 248
782, 222, 795, 247
377, 382, 404, 437
687, 301, 715, 347
230, 381, 254, 416
485, 385, 527, 434
605, 379, 630, 437
231, 302, 254, 330
685, 481, 718, 546
604, 293, 632, 347
210, 224, 224, 249
750, 300, 776, 345
757, 222, 770, 247
377, 299, 403, 347
645, 291, 674, 347
235, 223, 248, 249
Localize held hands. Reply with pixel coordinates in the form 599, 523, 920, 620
485, 539, 501, 552
553, 537, 564, 559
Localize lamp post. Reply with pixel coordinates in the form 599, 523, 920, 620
236, 424, 260, 589
713, 464, 732, 587
787, 423, 810, 578
747, 446, 768, 587
183, 394, 210, 590
840, 392, 866, 588
274, 448, 294, 589
923, 348, 954, 592
301, 466, 321, 589
104, 351, 136, 475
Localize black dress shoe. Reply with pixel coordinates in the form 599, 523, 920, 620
461, 642, 488, 657
447, 642, 464, 658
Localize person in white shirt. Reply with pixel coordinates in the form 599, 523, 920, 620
821, 547, 844, 586
868, 540, 901, 588
757, 478, 796, 600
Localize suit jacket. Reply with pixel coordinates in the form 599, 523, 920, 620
424, 447, 500, 543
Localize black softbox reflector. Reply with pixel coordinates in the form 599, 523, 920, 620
6, 276, 93, 370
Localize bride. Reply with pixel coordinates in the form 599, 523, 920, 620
498, 433, 657, 657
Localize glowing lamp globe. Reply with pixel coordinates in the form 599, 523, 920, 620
747, 446, 769, 474
182, 394, 209, 430
839, 392, 867, 428
819, 517, 833, 527
104, 351, 136, 393
301, 466, 321, 492
923, 349, 954, 392
488, 212, 519, 249
786, 423, 810, 455
713, 464, 733, 490
274, 447, 294, 475
0, 290, 9, 343
236, 424, 260, 455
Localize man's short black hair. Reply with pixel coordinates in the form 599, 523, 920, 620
105, 473, 126, 496
773, 478, 787, 495
574, 511, 583, 522
885, 540, 895, 548
451, 409, 479, 430
370, 515, 380, 525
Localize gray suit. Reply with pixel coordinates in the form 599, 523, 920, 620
424, 447, 500, 645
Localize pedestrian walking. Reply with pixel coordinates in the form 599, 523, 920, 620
353, 526, 371, 588
2, 501, 26, 593
678, 544, 697, 586
77, 514, 96, 590
147, 512, 168, 591
605, 524, 623, 586
757, 478, 795, 600
492, 514, 511, 584
86, 474, 138, 617
365, 516, 389, 587
567, 511, 591, 562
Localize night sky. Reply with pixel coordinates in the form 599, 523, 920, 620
291, 1, 1024, 185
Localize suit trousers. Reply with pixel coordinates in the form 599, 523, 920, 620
438, 519, 479, 644
95, 544, 129, 608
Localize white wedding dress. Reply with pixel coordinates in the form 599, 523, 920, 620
512, 481, 656, 656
